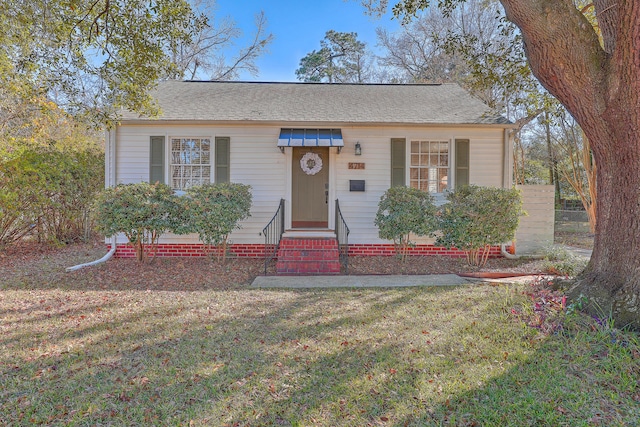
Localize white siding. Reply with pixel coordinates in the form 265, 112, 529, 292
334, 126, 506, 244
334, 127, 393, 244
115, 126, 151, 184
115, 124, 285, 244
469, 133, 504, 187
114, 123, 507, 245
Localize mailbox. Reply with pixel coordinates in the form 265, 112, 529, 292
349, 180, 365, 192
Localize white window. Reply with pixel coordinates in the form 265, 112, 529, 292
410, 140, 449, 193
170, 137, 211, 190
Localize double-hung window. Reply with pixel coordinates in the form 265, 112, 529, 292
410, 140, 449, 193
170, 137, 211, 190
391, 138, 469, 192
149, 136, 230, 190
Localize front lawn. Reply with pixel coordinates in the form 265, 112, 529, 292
1, 281, 638, 425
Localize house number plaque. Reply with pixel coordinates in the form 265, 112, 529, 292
348, 162, 365, 170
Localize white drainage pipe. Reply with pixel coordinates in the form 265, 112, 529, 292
66, 237, 117, 272
501, 243, 519, 260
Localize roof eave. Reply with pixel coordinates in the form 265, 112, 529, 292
116, 118, 516, 128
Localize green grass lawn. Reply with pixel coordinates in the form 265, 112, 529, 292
1, 283, 638, 426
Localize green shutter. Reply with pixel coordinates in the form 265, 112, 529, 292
215, 137, 230, 183
455, 139, 470, 189
150, 136, 165, 184
390, 138, 406, 187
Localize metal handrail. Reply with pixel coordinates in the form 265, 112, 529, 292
263, 199, 285, 274
335, 199, 350, 274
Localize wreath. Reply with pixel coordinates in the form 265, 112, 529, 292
300, 152, 323, 175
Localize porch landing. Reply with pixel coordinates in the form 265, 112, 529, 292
282, 229, 336, 239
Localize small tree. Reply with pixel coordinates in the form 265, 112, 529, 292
185, 182, 252, 262
554, 125, 597, 233
94, 182, 181, 262
296, 30, 372, 83
437, 185, 523, 267
374, 186, 438, 261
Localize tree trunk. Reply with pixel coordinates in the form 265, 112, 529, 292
574, 122, 640, 328
499, 0, 640, 328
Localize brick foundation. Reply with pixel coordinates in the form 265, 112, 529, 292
108, 243, 501, 259
108, 243, 266, 258
347, 244, 501, 258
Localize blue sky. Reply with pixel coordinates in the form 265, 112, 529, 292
214, 0, 400, 81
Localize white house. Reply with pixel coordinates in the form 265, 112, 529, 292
106, 81, 552, 272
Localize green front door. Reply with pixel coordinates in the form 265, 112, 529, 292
292, 147, 329, 228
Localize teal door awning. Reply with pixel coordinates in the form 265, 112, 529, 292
277, 128, 344, 148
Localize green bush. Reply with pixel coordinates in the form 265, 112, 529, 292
93, 182, 252, 263
0, 147, 103, 247
541, 245, 588, 276
437, 185, 524, 266
38, 149, 104, 243
94, 182, 182, 262
0, 148, 45, 246
374, 186, 438, 261
185, 182, 252, 262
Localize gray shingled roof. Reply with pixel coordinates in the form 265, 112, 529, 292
121, 81, 510, 125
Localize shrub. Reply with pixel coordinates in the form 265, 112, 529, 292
0, 147, 103, 247
94, 182, 181, 262
0, 148, 45, 246
541, 245, 588, 276
374, 186, 438, 261
185, 182, 252, 262
37, 149, 104, 243
436, 185, 523, 266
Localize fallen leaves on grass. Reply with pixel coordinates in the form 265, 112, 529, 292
1, 276, 638, 426
510, 276, 568, 334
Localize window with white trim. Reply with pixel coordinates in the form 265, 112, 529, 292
170, 137, 211, 190
409, 140, 449, 193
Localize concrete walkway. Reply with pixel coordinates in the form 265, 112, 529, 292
251, 274, 483, 289
563, 245, 592, 258
251, 273, 552, 289
251, 244, 592, 289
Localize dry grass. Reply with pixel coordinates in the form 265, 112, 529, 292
1, 283, 638, 426
1, 240, 638, 426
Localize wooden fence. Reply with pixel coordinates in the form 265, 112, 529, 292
515, 185, 555, 255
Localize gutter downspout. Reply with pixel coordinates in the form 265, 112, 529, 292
66, 128, 118, 272
501, 243, 519, 259
501, 128, 519, 259
503, 128, 513, 188
66, 237, 117, 271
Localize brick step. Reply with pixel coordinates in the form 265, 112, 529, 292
276, 260, 342, 275
278, 239, 338, 249
277, 248, 340, 261
276, 237, 342, 275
